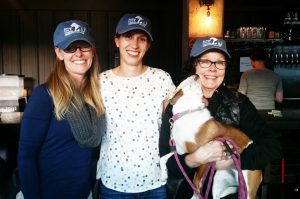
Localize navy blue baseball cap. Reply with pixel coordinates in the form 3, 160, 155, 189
116, 13, 153, 41
190, 37, 231, 59
53, 20, 95, 50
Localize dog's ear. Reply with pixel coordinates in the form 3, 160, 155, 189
170, 89, 183, 105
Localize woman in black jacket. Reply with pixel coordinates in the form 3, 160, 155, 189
159, 37, 282, 199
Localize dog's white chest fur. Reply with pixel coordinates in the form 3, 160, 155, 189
172, 109, 212, 154
171, 75, 212, 154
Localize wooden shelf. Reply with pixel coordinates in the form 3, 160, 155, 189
224, 38, 284, 43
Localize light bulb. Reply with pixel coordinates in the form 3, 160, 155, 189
205, 15, 212, 26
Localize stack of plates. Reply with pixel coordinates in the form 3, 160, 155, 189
0, 74, 25, 123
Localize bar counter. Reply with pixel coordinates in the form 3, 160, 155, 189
258, 108, 300, 131
258, 108, 300, 194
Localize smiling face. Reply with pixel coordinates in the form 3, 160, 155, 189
55, 41, 94, 84
115, 31, 150, 67
195, 51, 227, 98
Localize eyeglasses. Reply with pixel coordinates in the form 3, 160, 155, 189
63, 45, 92, 53
196, 59, 228, 70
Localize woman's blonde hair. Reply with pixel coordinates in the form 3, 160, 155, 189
46, 53, 104, 120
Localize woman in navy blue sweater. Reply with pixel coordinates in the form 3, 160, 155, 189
18, 20, 105, 199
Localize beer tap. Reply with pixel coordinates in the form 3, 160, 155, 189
280, 53, 283, 64
275, 53, 278, 64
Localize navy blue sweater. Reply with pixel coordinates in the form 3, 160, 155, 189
18, 85, 93, 199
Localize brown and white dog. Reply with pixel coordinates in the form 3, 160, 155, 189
165, 75, 262, 199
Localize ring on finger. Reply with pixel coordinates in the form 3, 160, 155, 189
223, 151, 230, 158
223, 151, 227, 157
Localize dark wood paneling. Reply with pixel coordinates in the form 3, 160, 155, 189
0, 28, 3, 74
19, 11, 39, 85
54, 11, 72, 25
1, 1, 183, 87
153, 11, 182, 84
37, 11, 55, 85
0, 0, 171, 11
91, 12, 109, 71
1, 11, 21, 74
72, 11, 89, 22
107, 12, 123, 69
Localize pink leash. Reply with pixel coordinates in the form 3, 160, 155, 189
169, 139, 203, 199
169, 137, 248, 199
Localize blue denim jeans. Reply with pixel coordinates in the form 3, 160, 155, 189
99, 180, 167, 199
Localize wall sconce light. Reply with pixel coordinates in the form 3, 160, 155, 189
200, 0, 214, 17
189, 0, 224, 39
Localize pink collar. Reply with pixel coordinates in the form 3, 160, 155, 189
169, 107, 202, 124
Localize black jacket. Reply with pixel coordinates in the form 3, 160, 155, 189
159, 84, 282, 198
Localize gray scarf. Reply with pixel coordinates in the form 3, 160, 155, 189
65, 103, 105, 148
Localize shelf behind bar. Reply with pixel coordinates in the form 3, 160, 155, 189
225, 38, 284, 43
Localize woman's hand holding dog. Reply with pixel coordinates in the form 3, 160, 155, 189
185, 140, 233, 169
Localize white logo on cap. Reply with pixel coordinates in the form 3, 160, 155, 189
64, 23, 86, 36
203, 37, 223, 47
128, 16, 147, 27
